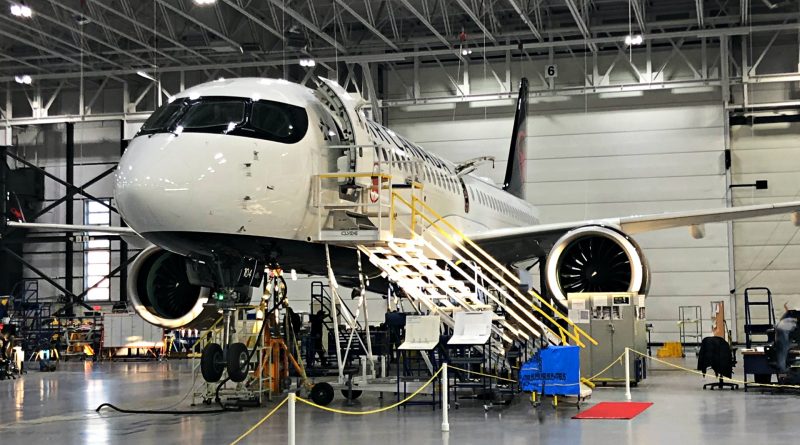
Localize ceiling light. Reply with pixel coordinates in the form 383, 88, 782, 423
461, 48, 473, 55
624, 34, 644, 46
74, 14, 91, 26
299, 58, 316, 67
10, 3, 32, 17
193, 0, 216, 5
14, 75, 32, 84
136, 70, 156, 81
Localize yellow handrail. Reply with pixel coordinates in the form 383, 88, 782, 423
390, 190, 597, 347
412, 194, 596, 346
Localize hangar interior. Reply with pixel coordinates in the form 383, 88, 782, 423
2, 0, 800, 444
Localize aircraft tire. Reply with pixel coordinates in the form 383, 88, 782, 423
201, 342, 225, 383
226, 342, 250, 383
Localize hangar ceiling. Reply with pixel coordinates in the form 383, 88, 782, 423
0, 0, 796, 79
1, 0, 799, 126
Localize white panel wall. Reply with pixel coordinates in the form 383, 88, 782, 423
731, 122, 800, 338
389, 95, 728, 343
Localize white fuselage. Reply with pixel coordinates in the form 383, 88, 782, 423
114, 78, 540, 264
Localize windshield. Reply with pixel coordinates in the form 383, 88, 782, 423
140, 102, 185, 133
135, 97, 308, 144
179, 100, 246, 130
250, 101, 308, 144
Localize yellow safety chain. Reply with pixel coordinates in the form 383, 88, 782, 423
587, 352, 626, 381
629, 349, 800, 390
447, 364, 517, 383
296, 367, 443, 415
228, 396, 289, 445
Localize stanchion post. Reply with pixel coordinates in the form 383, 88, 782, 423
624, 347, 632, 401
288, 392, 296, 445
441, 364, 450, 432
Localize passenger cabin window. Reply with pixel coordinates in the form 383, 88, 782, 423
181, 100, 245, 129
250, 101, 308, 144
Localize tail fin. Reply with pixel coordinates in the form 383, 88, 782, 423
502, 77, 528, 199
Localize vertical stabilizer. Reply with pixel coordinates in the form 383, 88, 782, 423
502, 78, 528, 199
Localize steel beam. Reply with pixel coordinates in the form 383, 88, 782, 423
334, 0, 399, 51
65, 122, 74, 301
564, 0, 598, 52
220, 0, 285, 41
631, 0, 646, 33
87, 0, 231, 69
396, 0, 451, 49
49, 0, 184, 66
696, 0, 704, 27
267, 0, 347, 53
506, 0, 543, 41
453, 0, 497, 43
154, 0, 244, 53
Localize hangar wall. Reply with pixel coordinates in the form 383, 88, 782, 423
386, 72, 734, 343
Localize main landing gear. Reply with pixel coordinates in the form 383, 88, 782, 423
199, 304, 252, 383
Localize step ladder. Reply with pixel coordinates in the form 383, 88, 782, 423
744, 287, 776, 348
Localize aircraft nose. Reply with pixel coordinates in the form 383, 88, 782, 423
114, 134, 197, 234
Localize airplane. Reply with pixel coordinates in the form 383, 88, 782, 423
7, 75, 800, 384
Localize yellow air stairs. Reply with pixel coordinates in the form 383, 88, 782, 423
313, 166, 596, 352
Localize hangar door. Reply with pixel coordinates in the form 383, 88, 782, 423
731, 122, 800, 339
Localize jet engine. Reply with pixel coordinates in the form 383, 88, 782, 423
128, 246, 219, 329
545, 226, 650, 301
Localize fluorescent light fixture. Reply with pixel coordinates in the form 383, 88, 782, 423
624, 34, 644, 46
136, 70, 156, 81
598, 90, 644, 99
14, 75, 32, 84
10, 4, 32, 17
193, 0, 216, 5
299, 58, 316, 67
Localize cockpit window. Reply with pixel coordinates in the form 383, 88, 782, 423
140, 102, 185, 132
179, 100, 246, 129
135, 96, 309, 144
250, 101, 308, 144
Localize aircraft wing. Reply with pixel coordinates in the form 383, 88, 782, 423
468, 200, 800, 264
6, 221, 139, 235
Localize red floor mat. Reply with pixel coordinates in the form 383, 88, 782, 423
572, 402, 653, 420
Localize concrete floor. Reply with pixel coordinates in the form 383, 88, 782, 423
1, 357, 799, 444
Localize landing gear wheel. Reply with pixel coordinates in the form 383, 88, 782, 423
310, 382, 335, 406
201, 343, 225, 383
226, 342, 250, 383
341, 389, 363, 400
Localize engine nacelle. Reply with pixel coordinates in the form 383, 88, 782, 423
545, 226, 650, 302
128, 246, 219, 329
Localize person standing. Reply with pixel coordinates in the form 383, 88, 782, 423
774, 302, 800, 373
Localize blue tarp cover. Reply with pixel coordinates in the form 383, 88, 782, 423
519, 345, 580, 396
